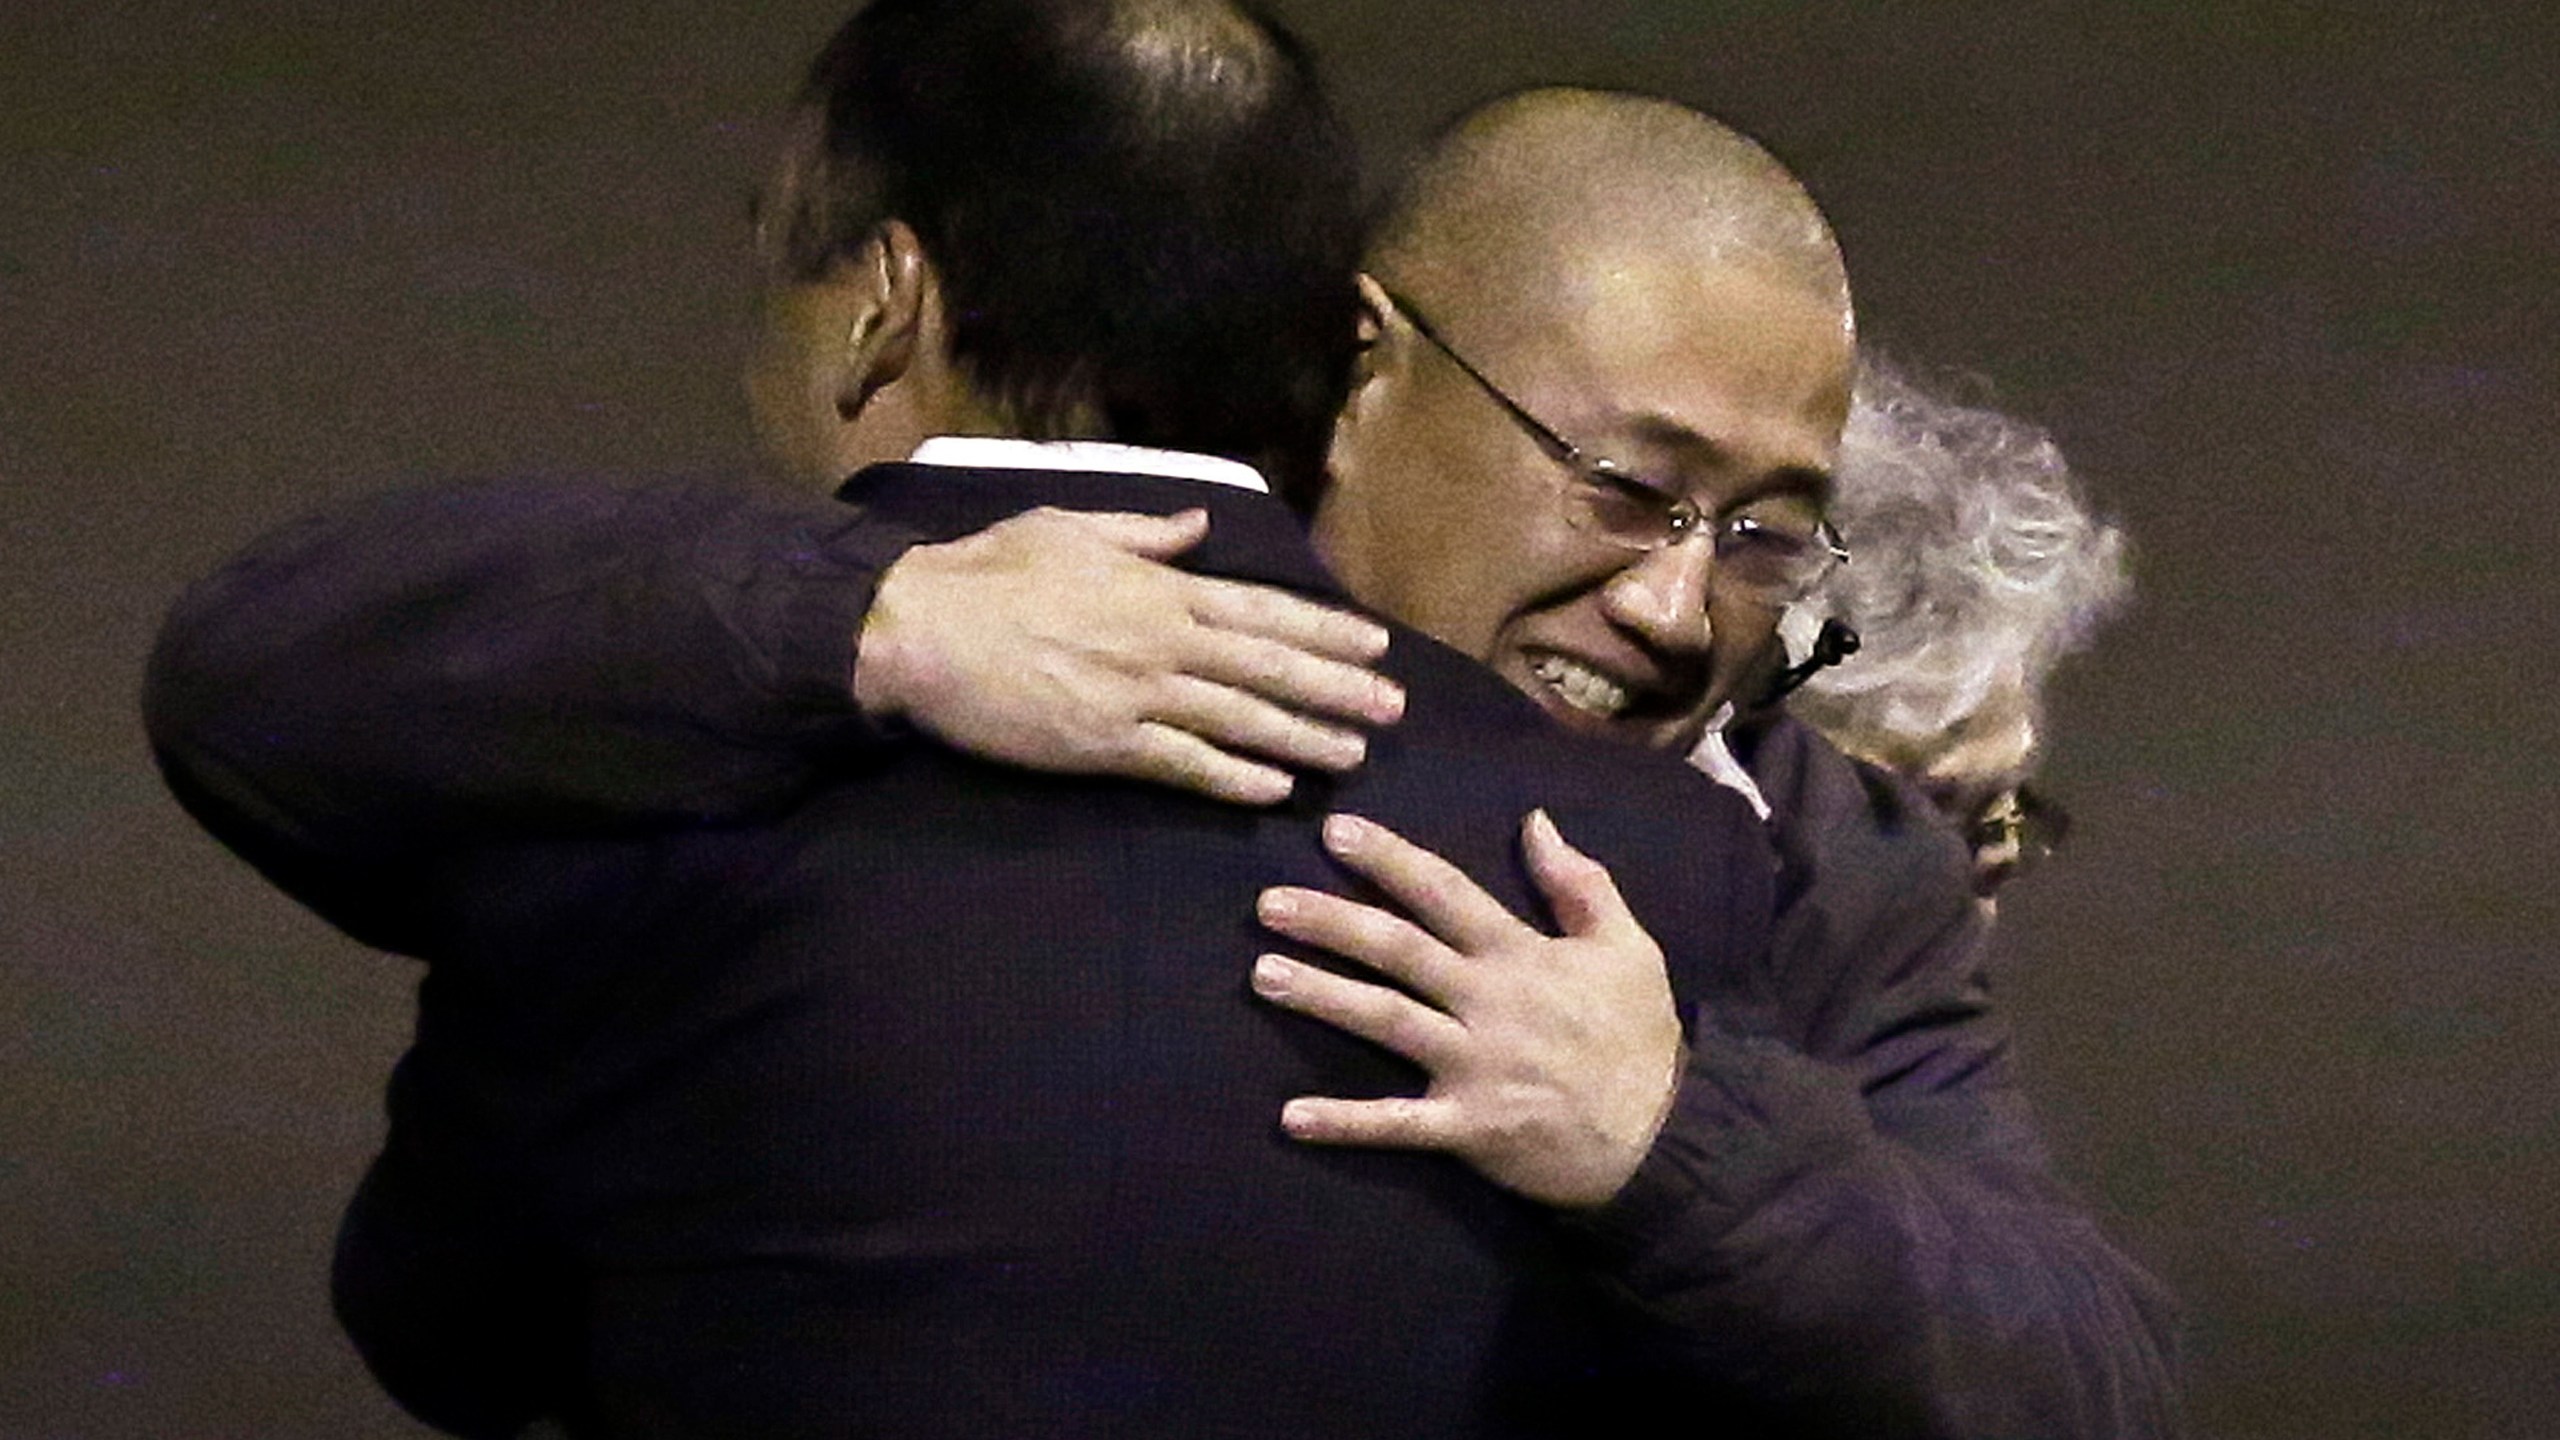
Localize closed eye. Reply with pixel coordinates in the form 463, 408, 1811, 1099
1581, 458, 1677, 501
1718, 514, 1813, 555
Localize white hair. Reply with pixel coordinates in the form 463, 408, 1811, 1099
1782, 354, 2130, 786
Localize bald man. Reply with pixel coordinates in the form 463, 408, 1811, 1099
1263, 92, 2182, 1436
148, 73, 2184, 1439
1314, 89, 1854, 751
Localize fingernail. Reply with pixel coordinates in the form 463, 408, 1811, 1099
1257, 888, 1299, 924
1526, 807, 1558, 844
1251, 954, 1291, 995
1323, 813, 1370, 852
1279, 1099, 1315, 1134
1372, 679, 1407, 722
1329, 736, 1367, 771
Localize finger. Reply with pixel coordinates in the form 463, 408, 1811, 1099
1255, 887, 1462, 1001
1250, 954, 1465, 1068
1277, 1094, 1458, 1152
1187, 574, 1392, 664
1319, 813, 1530, 954
1122, 722, 1295, 806
1051, 507, 1212, 561
1147, 675, 1368, 772
1182, 628, 1406, 728
1524, 809, 1644, 941
1521, 808, 1640, 940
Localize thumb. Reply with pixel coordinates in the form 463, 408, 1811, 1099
1064, 507, 1212, 560
1522, 808, 1635, 939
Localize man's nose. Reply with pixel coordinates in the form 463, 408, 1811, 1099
1598, 535, 1716, 656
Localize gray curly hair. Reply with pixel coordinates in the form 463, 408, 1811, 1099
1780, 354, 2131, 790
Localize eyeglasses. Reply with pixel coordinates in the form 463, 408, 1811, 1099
1381, 288, 1849, 607
1949, 783, 2073, 897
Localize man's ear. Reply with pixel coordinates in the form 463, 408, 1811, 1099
831, 219, 934, 419
1318, 273, 1409, 514
1333, 271, 1406, 436
1347, 271, 1393, 383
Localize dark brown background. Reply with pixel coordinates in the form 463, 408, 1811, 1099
4, 2, 2553, 1435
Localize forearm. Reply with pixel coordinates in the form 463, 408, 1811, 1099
144, 474, 916, 885
1565, 1029, 2184, 1439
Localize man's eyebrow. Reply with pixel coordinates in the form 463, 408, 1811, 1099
1730, 464, 1835, 510
1623, 414, 1836, 508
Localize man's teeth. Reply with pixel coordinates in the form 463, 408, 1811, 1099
1529, 655, 1633, 718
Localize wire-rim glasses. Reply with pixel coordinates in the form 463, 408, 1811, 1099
1381, 287, 1850, 606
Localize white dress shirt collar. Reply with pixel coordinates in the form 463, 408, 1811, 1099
907, 436, 1269, 494
1688, 704, 1774, 822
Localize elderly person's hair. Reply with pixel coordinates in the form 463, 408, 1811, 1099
1782, 354, 2130, 795
755, 0, 1363, 495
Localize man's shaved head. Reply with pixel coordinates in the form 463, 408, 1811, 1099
1368, 87, 1849, 339
1317, 87, 1856, 749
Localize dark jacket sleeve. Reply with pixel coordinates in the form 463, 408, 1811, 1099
141, 473, 920, 953
1563, 717, 2186, 1439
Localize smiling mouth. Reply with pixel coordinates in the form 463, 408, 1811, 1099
1527, 652, 1635, 720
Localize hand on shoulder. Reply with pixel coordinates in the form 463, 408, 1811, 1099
852, 506, 1406, 804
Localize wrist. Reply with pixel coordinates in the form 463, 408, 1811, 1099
1567, 1037, 1688, 1212
851, 547, 934, 724
1633, 1037, 1688, 1166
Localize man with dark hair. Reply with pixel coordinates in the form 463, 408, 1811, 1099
747, 0, 1359, 496
147, 3, 1777, 1435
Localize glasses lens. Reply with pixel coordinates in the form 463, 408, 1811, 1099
1564, 476, 1844, 603
1716, 501, 1834, 602
2012, 785, 2072, 853
1560, 466, 1681, 550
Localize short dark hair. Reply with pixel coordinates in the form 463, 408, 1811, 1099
764, 0, 1362, 500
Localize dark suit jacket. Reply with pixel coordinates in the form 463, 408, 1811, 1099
158, 463, 1773, 1438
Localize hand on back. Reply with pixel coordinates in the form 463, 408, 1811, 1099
1251, 810, 1685, 1209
